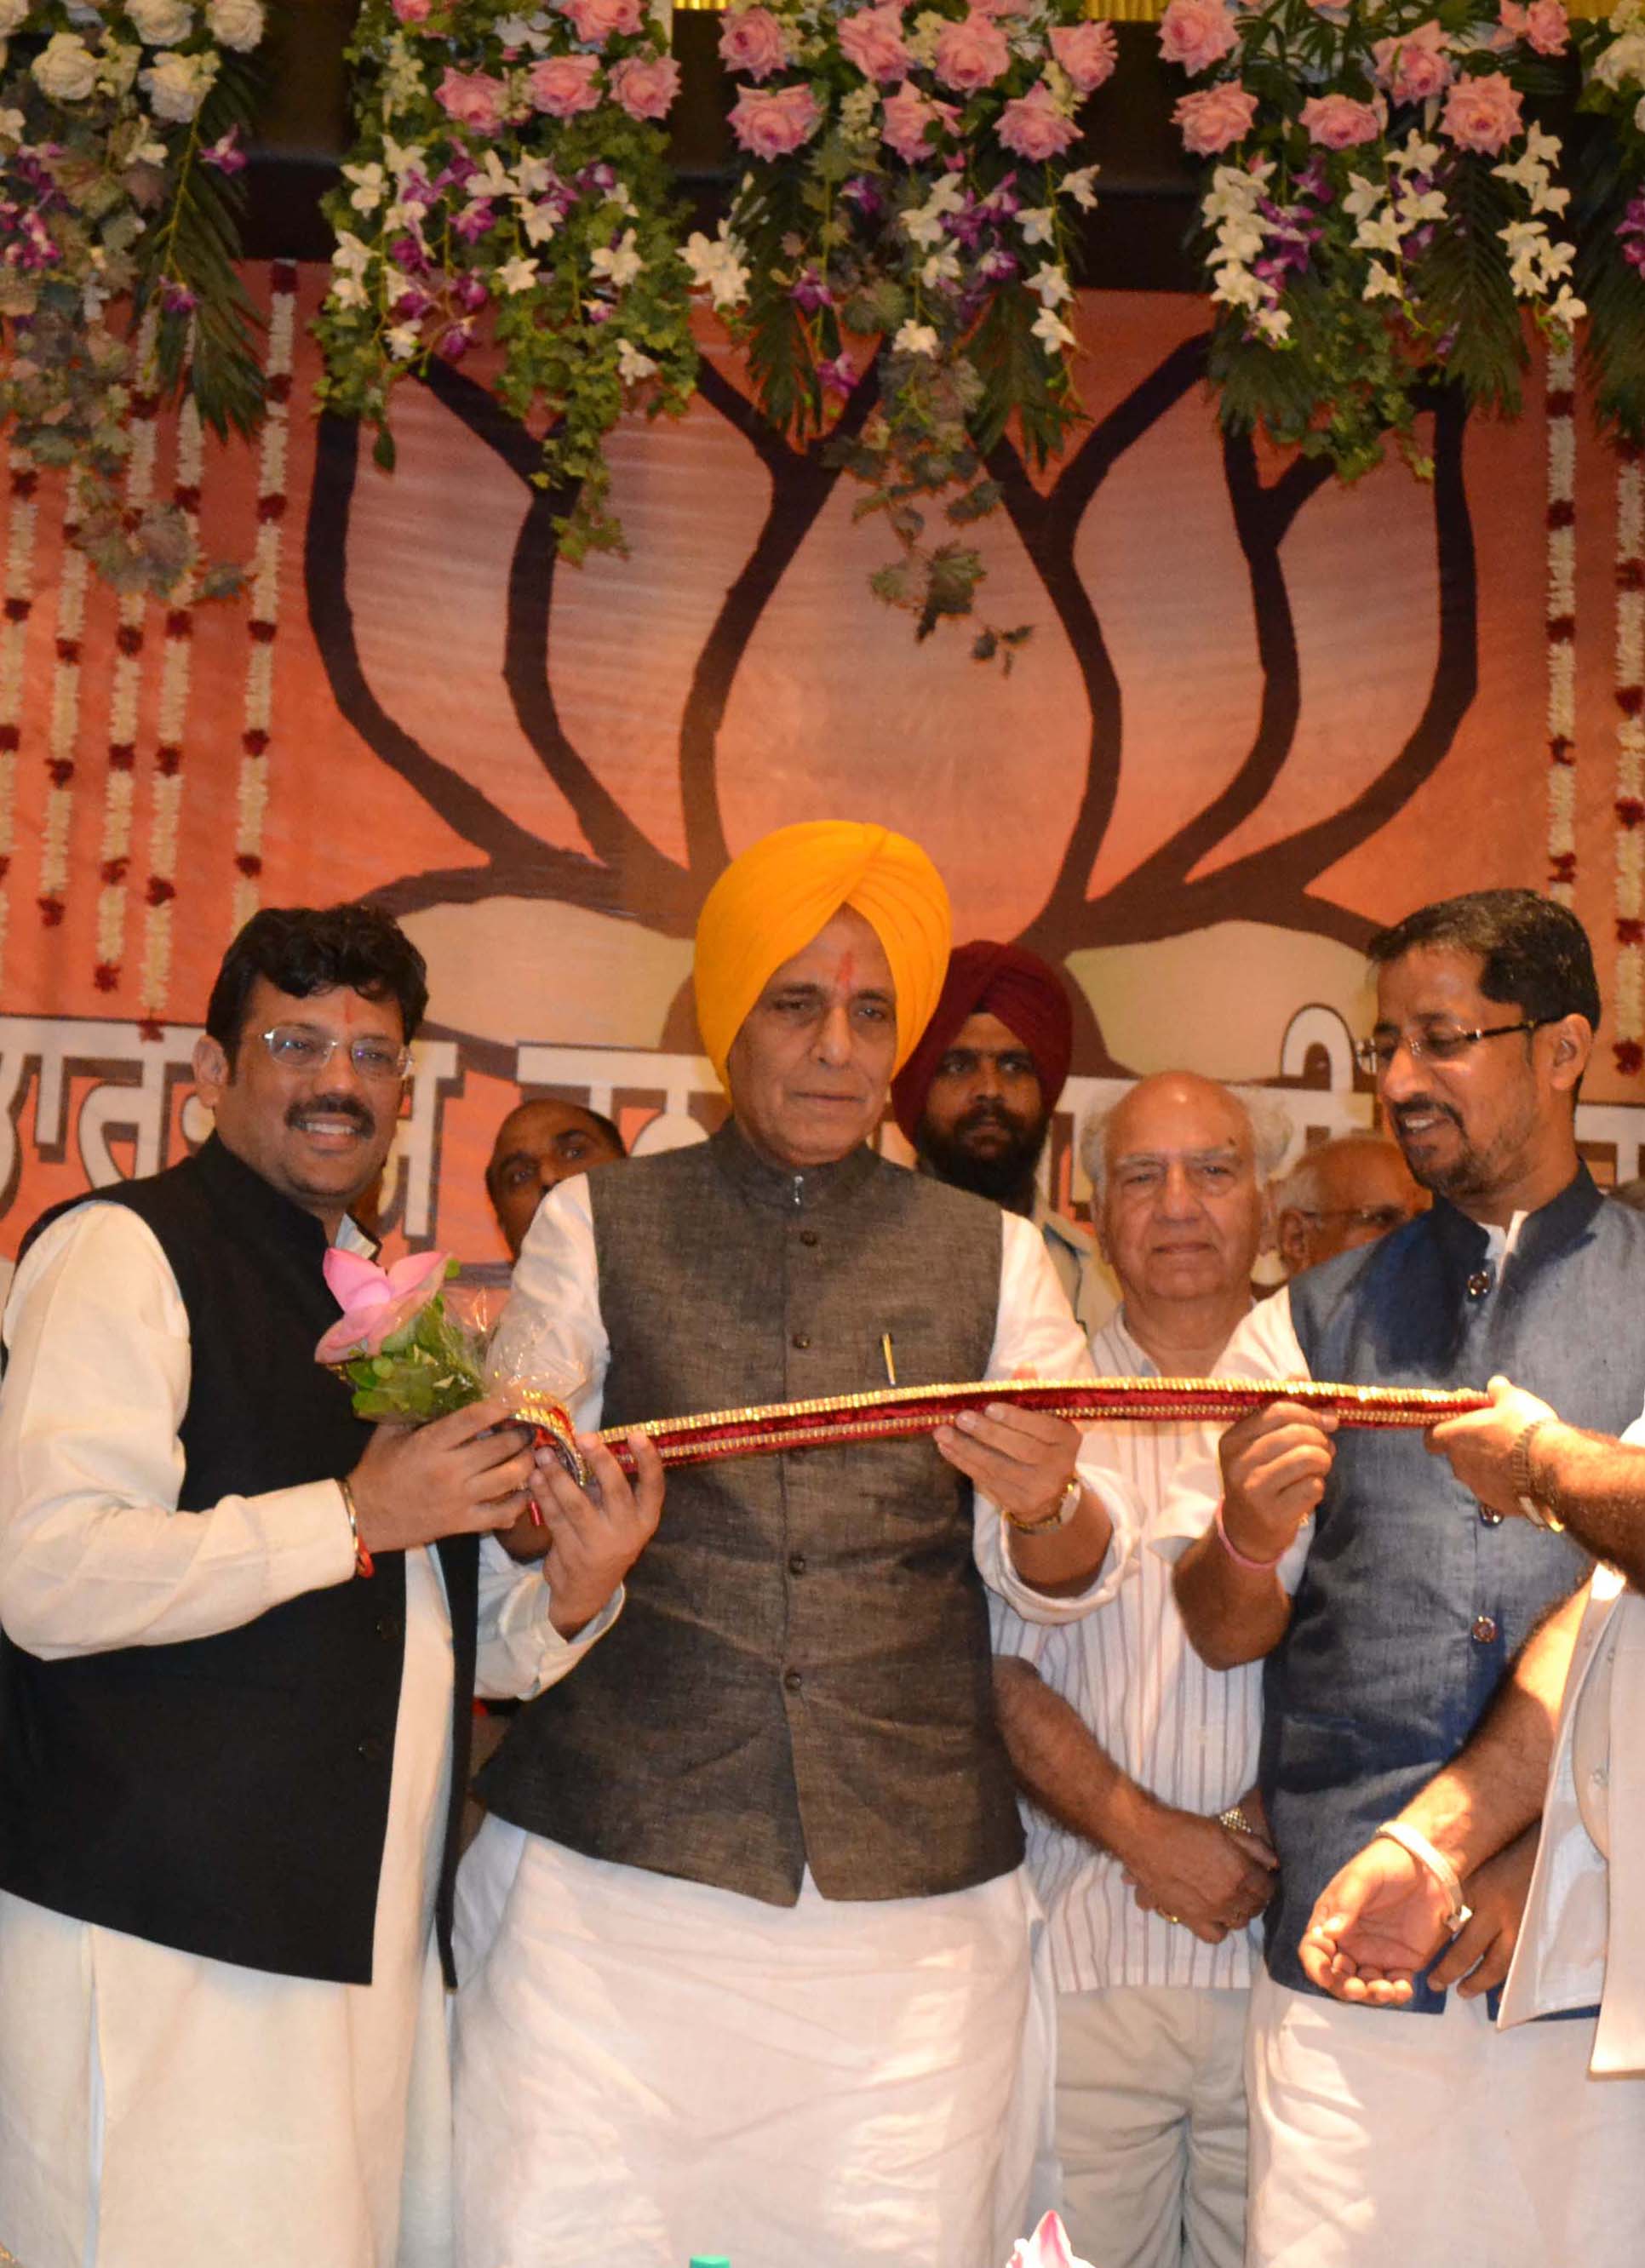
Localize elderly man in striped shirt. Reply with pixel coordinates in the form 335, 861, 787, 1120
993, 1071, 1292, 2268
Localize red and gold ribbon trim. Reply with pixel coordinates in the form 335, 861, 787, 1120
594, 1376, 1488, 1475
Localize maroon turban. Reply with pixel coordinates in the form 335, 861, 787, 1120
890, 940, 1075, 1145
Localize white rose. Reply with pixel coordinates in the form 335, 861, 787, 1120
125, 0, 194, 44
32, 32, 100, 101
0, 0, 27, 33
140, 47, 218, 120
205, 0, 264, 50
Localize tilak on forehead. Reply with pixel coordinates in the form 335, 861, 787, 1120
692, 820, 953, 1091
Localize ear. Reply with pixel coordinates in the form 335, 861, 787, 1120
1545, 1013, 1593, 1097
1276, 1208, 1309, 1274
192, 1033, 232, 1112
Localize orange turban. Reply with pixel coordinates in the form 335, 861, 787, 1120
693, 821, 953, 1089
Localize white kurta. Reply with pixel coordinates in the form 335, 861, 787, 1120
0, 1202, 610, 2268
453, 1177, 1139, 2268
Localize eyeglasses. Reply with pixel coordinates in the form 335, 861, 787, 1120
1353, 1019, 1554, 1077
256, 1026, 412, 1082
1293, 1205, 1414, 1234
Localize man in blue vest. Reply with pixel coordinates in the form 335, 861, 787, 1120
0, 902, 658, 2268
1155, 888, 1645, 2266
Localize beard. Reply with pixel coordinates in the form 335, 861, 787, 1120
916, 1104, 1051, 1212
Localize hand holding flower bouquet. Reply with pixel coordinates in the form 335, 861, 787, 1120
315, 1246, 588, 1482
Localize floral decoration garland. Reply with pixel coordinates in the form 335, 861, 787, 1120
1573, 1, 1645, 445
687, 0, 1109, 647
314, 0, 697, 564
1160, 0, 1582, 480
0, 0, 267, 595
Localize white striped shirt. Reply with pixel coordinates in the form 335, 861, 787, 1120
991, 1309, 1265, 1994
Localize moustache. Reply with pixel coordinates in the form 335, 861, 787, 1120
956, 1103, 1029, 1137
285, 1093, 377, 1135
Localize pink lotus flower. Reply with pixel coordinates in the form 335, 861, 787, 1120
609, 51, 679, 117
558, 0, 644, 40
1006, 2213, 1094, 2268
315, 1248, 450, 1365
932, 9, 1011, 92
997, 79, 1080, 161
838, 4, 912, 83
1500, 0, 1568, 53
1049, 20, 1118, 94
392, 0, 430, 20
880, 77, 960, 162
1441, 69, 1522, 152
1173, 82, 1257, 153
1158, 0, 1238, 74
719, 4, 789, 80
730, 80, 822, 158
435, 66, 509, 135
1299, 91, 1385, 149
526, 52, 603, 116
1371, 20, 1453, 101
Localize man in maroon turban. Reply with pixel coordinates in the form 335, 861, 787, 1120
891, 940, 1103, 1331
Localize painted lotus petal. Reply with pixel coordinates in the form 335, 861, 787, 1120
323, 1246, 393, 1314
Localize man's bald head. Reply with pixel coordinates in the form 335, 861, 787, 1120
1273, 1132, 1424, 1278
1082, 1072, 1287, 1327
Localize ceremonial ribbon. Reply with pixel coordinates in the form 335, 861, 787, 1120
568, 1377, 1489, 1477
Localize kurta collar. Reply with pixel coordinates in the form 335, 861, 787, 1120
708, 1117, 880, 1214
1426, 1162, 1602, 1274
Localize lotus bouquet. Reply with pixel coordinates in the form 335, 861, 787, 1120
314, 1247, 587, 1476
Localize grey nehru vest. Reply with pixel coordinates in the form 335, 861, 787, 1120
478, 1120, 1027, 1905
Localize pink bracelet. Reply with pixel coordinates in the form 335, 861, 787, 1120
1214, 1499, 1283, 1573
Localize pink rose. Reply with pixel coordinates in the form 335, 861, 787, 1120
996, 79, 1080, 161
1049, 20, 1118, 94
1371, 19, 1453, 101
1172, 82, 1257, 153
1299, 91, 1384, 148
315, 1247, 450, 1365
391, 0, 430, 21
838, 4, 912, 83
932, 9, 1011, 92
1500, 0, 1568, 52
558, 0, 645, 40
1159, 0, 1238, 74
434, 66, 509, 135
526, 52, 603, 115
880, 77, 960, 163
1441, 69, 1522, 152
609, 51, 679, 117
729, 79, 822, 158
719, 5, 788, 81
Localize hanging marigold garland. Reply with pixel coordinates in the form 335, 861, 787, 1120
1546, 340, 1577, 908
232, 260, 295, 931
1616, 435, 1645, 1074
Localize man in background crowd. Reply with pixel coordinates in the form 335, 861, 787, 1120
994, 1071, 1290, 2268
485, 1096, 627, 1262
1270, 1131, 1424, 1278
1159, 887, 1645, 2266
892, 939, 1103, 1331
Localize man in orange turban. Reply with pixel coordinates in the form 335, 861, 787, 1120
454, 820, 1140, 2268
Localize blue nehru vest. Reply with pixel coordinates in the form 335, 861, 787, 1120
1264, 1166, 1645, 2009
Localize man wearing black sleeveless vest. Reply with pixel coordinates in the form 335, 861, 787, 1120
451, 822, 1140, 2268
1156, 891, 1645, 2267
0, 904, 659, 2268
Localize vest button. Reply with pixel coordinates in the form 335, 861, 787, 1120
782, 1668, 803, 1693
375, 1615, 402, 1641
1477, 1504, 1504, 1528
1470, 1613, 1499, 1646
1465, 1270, 1492, 1299
358, 1734, 387, 1762
798, 1228, 819, 1248
791, 1332, 811, 1350
788, 1553, 807, 1577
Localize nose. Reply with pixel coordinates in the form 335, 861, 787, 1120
1378, 1034, 1424, 1104
1158, 1160, 1201, 1216
812, 999, 854, 1065
973, 1056, 1004, 1099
